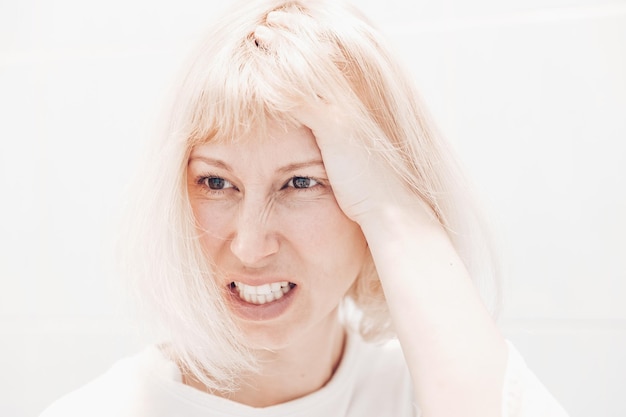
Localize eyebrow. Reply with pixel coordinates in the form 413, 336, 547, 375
188, 156, 325, 174
188, 156, 233, 171
276, 160, 325, 174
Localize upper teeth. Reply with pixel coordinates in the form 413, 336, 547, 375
233, 281, 293, 305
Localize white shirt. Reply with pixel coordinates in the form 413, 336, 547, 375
40, 332, 569, 417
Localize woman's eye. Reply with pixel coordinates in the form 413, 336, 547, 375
288, 176, 319, 189
201, 176, 234, 190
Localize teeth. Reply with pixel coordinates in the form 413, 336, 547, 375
256, 284, 271, 295
233, 281, 293, 305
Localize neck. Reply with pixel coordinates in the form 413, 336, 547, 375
185, 316, 347, 407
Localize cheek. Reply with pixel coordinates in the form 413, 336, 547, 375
191, 201, 235, 253
285, 201, 367, 269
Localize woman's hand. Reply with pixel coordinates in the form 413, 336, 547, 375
301, 101, 508, 417
296, 104, 431, 226
254, 11, 433, 227
298, 102, 508, 417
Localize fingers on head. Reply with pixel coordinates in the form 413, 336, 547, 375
266, 10, 293, 27
253, 25, 275, 47
253, 9, 303, 49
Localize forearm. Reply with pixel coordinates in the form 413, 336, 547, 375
360, 205, 508, 417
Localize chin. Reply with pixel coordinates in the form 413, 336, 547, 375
238, 309, 343, 355
238, 322, 302, 352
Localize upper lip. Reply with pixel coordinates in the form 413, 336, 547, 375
226, 275, 294, 287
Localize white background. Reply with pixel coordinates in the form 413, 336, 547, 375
1, 1, 625, 416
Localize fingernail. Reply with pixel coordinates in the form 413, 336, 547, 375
253, 25, 273, 46
266, 11, 287, 25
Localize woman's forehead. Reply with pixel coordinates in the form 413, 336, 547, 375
189, 122, 320, 163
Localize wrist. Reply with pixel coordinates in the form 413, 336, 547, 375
357, 199, 445, 243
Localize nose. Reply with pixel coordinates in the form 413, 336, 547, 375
229, 198, 279, 266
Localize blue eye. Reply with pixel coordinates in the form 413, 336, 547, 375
201, 176, 234, 190
288, 176, 318, 189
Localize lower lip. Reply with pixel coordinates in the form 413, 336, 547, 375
226, 284, 297, 321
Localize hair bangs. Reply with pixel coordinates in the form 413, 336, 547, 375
183, 33, 327, 148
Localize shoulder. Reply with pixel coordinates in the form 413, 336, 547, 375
39, 346, 178, 417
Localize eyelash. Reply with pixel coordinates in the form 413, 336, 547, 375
195, 175, 322, 194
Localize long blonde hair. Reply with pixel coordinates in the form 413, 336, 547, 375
121, 0, 500, 393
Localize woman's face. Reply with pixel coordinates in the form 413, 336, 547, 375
187, 122, 368, 350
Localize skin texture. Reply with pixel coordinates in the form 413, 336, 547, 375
186, 123, 369, 406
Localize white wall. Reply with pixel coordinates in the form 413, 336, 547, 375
1, 1, 624, 416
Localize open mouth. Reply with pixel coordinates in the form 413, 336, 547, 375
230, 281, 296, 305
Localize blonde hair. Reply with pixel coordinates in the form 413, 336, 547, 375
121, 0, 501, 393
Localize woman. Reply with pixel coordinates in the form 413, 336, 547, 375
41, 0, 570, 416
